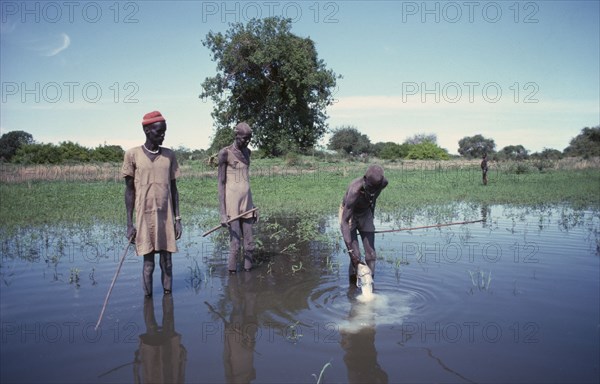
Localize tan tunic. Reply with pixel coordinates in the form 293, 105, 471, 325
222, 145, 254, 219
122, 146, 180, 255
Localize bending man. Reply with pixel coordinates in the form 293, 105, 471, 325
340, 164, 388, 283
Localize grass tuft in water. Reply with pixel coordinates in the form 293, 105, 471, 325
69, 267, 80, 287
312, 361, 332, 384
467, 269, 492, 293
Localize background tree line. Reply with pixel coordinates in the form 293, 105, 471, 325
326, 126, 600, 161
0, 131, 125, 164
1, 125, 597, 165
0, 130, 210, 165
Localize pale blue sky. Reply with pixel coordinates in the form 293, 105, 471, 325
1, 1, 598, 154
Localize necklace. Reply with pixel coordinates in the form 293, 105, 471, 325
231, 144, 249, 164
143, 144, 160, 154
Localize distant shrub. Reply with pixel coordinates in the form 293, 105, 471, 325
285, 152, 302, 166
506, 161, 532, 174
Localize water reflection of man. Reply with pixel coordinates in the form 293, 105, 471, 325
481, 203, 490, 227
223, 271, 258, 383
340, 288, 388, 384
340, 165, 388, 283
134, 295, 187, 383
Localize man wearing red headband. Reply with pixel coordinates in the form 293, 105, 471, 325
122, 111, 182, 297
339, 164, 388, 283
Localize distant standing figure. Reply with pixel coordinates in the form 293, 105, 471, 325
339, 165, 388, 283
122, 111, 182, 297
218, 122, 257, 273
481, 153, 488, 185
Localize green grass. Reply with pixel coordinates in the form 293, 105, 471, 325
1, 160, 599, 232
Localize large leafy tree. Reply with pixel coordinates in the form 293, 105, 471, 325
328, 126, 372, 155
563, 126, 600, 158
0, 130, 33, 161
200, 17, 340, 156
458, 134, 496, 159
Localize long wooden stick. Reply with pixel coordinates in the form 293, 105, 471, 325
374, 219, 484, 234
95, 239, 133, 331
202, 207, 259, 237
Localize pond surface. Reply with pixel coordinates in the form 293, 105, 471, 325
1, 204, 599, 383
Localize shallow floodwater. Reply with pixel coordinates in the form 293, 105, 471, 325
1, 204, 599, 383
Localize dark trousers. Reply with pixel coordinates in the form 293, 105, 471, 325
228, 219, 255, 271
142, 251, 172, 296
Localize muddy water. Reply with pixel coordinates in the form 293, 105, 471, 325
1, 205, 599, 383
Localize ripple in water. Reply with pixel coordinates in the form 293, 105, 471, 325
340, 291, 412, 333
306, 277, 413, 333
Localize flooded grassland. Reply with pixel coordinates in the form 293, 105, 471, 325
1, 161, 599, 383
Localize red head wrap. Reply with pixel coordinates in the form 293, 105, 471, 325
142, 111, 165, 126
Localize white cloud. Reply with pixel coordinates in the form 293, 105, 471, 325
17, 32, 71, 57
44, 33, 70, 57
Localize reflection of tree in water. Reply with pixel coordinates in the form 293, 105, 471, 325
134, 295, 187, 383
340, 287, 388, 384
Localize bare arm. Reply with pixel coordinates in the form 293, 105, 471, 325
217, 149, 228, 226
171, 179, 182, 239
340, 182, 361, 248
125, 175, 136, 242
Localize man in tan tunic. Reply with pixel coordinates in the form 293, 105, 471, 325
122, 111, 182, 297
218, 122, 257, 273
